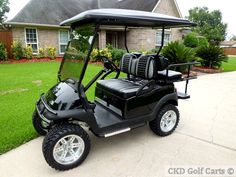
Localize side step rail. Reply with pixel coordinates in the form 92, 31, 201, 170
104, 128, 131, 138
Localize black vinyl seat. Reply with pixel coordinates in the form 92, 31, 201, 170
96, 79, 147, 99
152, 55, 182, 81
96, 54, 156, 99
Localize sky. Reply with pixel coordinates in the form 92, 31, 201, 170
176, 0, 235, 39
5, 0, 235, 39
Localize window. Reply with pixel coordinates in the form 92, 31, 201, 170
59, 30, 69, 54
156, 30, 171, 46
25, 28, 38, 54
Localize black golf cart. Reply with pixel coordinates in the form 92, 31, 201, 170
32, 9, 197, 170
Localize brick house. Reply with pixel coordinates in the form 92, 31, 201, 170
220, 41, 236, 55
4, 0, 183, 56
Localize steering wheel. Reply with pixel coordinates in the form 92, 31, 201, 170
100, 56, 119, 71
100, 56, 120, 79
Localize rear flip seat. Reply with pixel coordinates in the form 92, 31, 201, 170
157, 70, 182, 81
153, 55, 182, 82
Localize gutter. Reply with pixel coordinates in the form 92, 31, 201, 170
3, 21, 70, 29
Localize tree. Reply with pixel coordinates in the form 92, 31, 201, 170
0, 0, 10, 25
184, 32, 209, 48
184, 32, 199, 48
188, 7, 227, 45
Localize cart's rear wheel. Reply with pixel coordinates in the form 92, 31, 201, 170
42, 124, 90, 171
32, 110, 48, 136
150, 104, 179, 137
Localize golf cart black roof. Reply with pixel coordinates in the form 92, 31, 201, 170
60, 9, 196, 28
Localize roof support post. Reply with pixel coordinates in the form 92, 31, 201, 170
124, 26, 129, 53
78, 25, 99, 85
157, 26, 165, 55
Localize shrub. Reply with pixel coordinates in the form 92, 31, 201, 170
196, 45, 228, 68
184, 32, 209, 48
106, 43, 113, 50
12, 41, 24, 60
148, 48, 160, 54
75, 52, 87, 60
0, 43, 7, 61
99, 47, 112, 59
162, 41, 197, 72
24, 45, 33, 59
91, 47, 112, 61
198, 36, 209, 47
162, 41, 197, 63
91, 47, 126, 64
129, 49, 147, 55
37, 48, 46, 59
110, 48, 126, 64
184, 32, 199, 48
64, 47, 86, 60
46, 47, 56, 60
91, 48, 99, 61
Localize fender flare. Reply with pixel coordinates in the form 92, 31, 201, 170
150, 92, 178, 121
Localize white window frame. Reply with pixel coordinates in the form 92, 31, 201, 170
24, 27, 39, 54
156, 29, 171, 47
59, 30, 70, 55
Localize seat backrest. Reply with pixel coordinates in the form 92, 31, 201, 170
129, 59, 138, 76
136, 55, 156, 79
147, 54, 169, 71
156, 55, 169, 71
120, 53, 137, 74
120, 53, 156, 80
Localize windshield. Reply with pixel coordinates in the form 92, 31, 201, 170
58, 25, 95, 81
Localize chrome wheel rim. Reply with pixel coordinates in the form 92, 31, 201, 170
160, 110, 177, 133
53, 135, 85, 165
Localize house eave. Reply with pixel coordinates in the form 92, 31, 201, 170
3, 22, 70, 29
152, 0, 161, 13
152, 0, 182, 18
173, 0, 182, 18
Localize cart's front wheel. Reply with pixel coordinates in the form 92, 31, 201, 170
150, 104, 179, 137
32, 110, 48, 136
42, 124, 90, 171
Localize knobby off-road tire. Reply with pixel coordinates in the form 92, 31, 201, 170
42, 124, 90, 171
32, 110, 47, 136
150, 104, 179, 137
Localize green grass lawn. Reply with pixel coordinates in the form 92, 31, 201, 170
222, 57, 236, 72
0, 62, 102, 154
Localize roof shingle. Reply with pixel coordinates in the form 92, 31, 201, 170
7, 0, 159, 26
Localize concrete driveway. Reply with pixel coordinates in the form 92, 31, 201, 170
0, 72, 236, 177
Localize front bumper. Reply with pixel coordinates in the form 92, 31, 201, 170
35, 95, 56, 125
35, 93, 95, 127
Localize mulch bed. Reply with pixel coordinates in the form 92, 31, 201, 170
0, 58, 105, 66
182, 71, 199, 77
0, 58, 62, 64
192, 66, 223, 74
